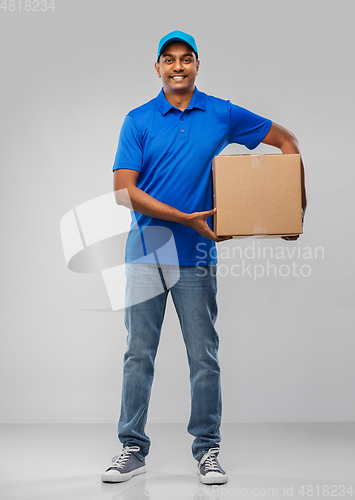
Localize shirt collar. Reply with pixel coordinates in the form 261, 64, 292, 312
156, 86, 206, 115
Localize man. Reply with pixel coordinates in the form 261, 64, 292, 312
102, 30, 307, 485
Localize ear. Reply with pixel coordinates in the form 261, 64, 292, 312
155, 62, 161, 78
196, 59, 200, 75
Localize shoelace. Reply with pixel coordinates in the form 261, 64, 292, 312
200, 447, 221, 472
110, 446, 140, 470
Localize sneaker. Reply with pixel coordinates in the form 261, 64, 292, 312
101, 446, 146, 483
198, 447, 227, 485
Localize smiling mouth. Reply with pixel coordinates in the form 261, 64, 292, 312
170, 75, 187, 81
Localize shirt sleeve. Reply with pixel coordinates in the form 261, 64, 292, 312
228, 101, 272, 150
112, 114, 143, 172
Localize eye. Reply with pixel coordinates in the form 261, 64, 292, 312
184, 58, 192, 63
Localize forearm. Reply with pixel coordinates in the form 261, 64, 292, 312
280, 137, 307, 215
114, 182, 229, 242
115, 184, 190, 225
263, 123, 307, 215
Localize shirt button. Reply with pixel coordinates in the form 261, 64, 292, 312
181, 129, 184, 133
180, 116, 184, 121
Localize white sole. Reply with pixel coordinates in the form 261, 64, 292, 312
102, 465, 146, 483
198, 471, 228, 485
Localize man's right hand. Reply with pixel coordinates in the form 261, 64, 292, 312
185, 207, 233, 242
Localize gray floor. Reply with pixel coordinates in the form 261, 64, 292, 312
1, 423, 354, 500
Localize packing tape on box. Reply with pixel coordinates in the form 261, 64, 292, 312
254, 227, 268, 234
251, 155, 264, 168
254, 223, 268, 234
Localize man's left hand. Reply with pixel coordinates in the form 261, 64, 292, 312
282, 235, 300, 241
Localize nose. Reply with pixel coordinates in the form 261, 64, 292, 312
173, 59, 183, 72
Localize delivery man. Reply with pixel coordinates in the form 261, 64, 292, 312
102, 30, 307, 485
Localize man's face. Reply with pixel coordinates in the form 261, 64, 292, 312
155, 41, 200, 94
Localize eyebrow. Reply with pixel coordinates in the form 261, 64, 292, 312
162, 53, 194, 58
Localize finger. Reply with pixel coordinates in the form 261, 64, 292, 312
216, 236, 233, 242
199, 207, 217, 221
206, 228, 233, 242
205, 207, 217, 217
282, 235, 299, 241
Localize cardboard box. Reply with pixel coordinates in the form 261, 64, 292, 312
212, 154, 303, 238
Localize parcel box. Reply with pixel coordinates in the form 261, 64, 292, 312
212, 154, 303, 238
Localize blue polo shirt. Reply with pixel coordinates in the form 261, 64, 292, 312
113, 86, 272, 266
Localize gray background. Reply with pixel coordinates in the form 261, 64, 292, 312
1, 0, 354, 424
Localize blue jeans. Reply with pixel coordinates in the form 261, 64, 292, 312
118, 263, 222, 462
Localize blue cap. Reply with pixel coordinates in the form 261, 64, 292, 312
157, 30, 198, 62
